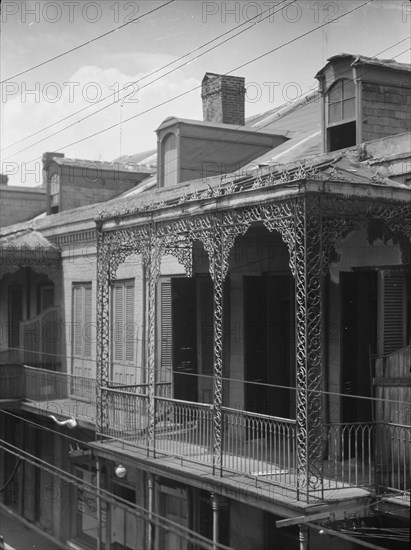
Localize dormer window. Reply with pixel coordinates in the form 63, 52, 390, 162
326, 78, 356, 152
161, 132, 178, 188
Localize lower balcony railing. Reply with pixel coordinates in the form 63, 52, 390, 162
100, 388, 411, 499
21, 365, 96, 423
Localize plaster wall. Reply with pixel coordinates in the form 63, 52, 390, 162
230, 501, 264, 550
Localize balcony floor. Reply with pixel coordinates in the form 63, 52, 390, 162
90, 435, 374, 515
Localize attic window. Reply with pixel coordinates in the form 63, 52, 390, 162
326, 78, 356, 152
161, 132, 178, 187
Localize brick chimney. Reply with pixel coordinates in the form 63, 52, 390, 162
42, 152, 65, 163
201, 73, 245, 126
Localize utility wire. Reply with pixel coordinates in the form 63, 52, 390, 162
1, 0, 293, 153
0, 0, 175, 84
2, 344, 411, 408
9, 0, 374, 165
156, 41, 411, 181
0, 440, 233, 550
0, 458, 21, 492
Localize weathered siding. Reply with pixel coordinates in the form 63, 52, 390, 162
361, 82, 411, 142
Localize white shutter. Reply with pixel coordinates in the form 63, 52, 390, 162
73, 284, 92, 358
125, 282, 135, 362
112, 280, 135, 364
73, 286, 83, 357
83, 285, 92, 358
113, 284, 124, 362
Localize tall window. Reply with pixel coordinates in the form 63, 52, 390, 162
112, 280, 135, 363
161, 133, 178, 187
326, 78, 356, 151
72, 284, 92, 359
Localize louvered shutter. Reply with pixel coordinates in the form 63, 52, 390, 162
73, 284, 92, 358
112, 281, 135, 364
125, 283, 135, 362
381, 270, 406, 355
73, 286, 83, 357
113, 284, 124, 362
83, 285, 92, 358
159, 279, 172, 382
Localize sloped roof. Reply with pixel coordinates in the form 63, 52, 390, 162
315, 53, 411, 79
96, 149, 410, 223
48, 155, 154, 175
1, 132, 409, 239
245, 90, 321, 138
0, 229, 59, 250
243, 130, 322, 170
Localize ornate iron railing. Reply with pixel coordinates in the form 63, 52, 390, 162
0, 362, 23, 400
10, 365, 97, 423
375, 422, 411, 493
107, 382, 172, 398
222, 407, 297, 487
323, 423, 374, 489
19, 306, 62, 368
154, 396, 214, 461
103, 386, 148, 442
23, 365, 95, 402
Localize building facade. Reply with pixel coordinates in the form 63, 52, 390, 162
0, 55, 410, 550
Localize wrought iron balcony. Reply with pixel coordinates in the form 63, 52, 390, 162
98, 387, 410, 500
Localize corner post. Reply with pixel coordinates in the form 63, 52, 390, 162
295, 195, 324, 502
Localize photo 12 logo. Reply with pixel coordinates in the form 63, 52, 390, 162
1, 81, 139, 105
1, 2, 141, 24
202, 2, 340, 24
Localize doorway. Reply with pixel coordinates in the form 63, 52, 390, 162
172, 278, 198, 402
341, 271, 377, 424
244, 274, 295, 418
8, 286, 23, 348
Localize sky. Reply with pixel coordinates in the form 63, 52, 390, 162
1, 0, 410, 186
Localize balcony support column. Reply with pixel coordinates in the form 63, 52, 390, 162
299, 524, 310, 550
96, 457, 102, 550
143, 234, 161, 454
211, 240, 224, 476
294, 195, 324, 502
211, 493, 220, 550
148, 474, 154, 550
96, 227, 111, 436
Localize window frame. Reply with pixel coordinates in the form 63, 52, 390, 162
326, 78, 356, 128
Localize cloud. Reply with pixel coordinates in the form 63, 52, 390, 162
1, 61, 201, 186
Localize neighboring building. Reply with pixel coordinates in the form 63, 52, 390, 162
0, 175, 47, 227
0, 55, 410, 550
42, 153, 153, 214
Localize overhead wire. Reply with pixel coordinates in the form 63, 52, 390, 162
0, 439, 233, 550
156, 41, 411, 181
0, 0, 176, 84
2, 343, 411, 408
6, 0, 374, 165
1, 0, 293, 153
